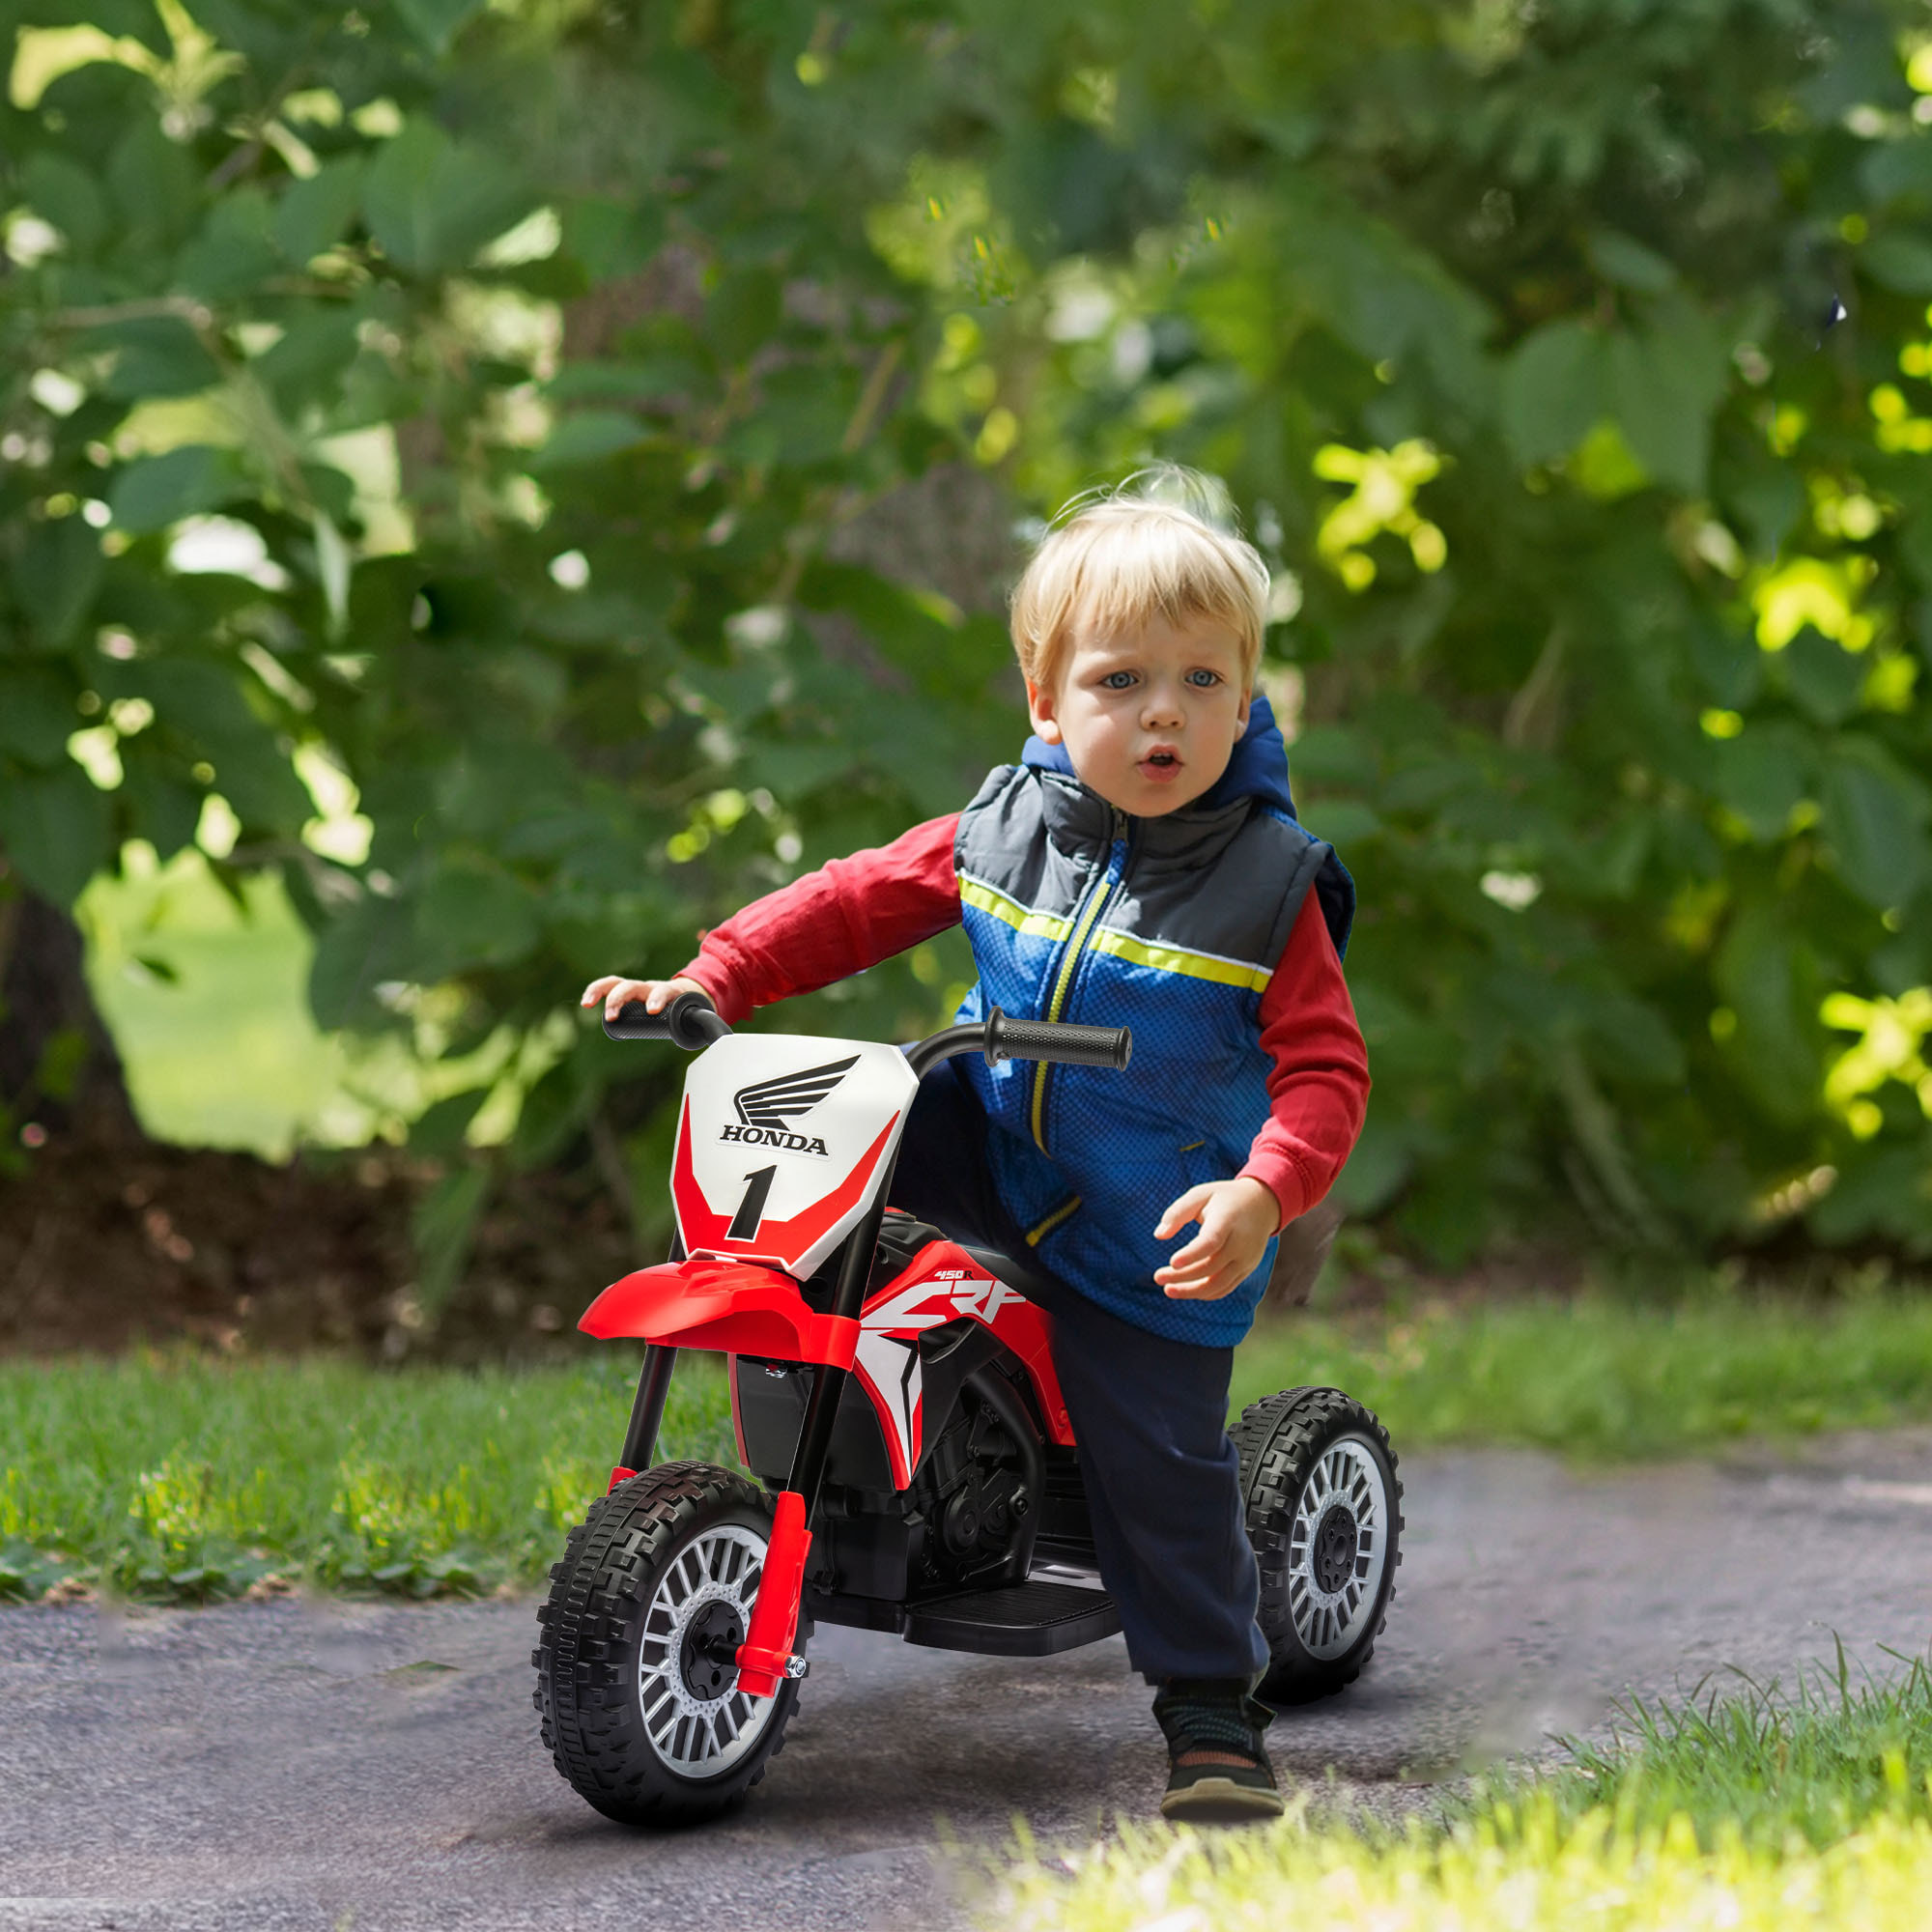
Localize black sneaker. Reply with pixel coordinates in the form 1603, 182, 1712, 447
1151, 1678, 1284, 1822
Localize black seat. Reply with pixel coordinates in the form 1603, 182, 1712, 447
960, 1243, 1062, 1307
868, 1209, 1060, 1307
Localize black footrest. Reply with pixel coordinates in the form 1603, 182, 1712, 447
902, 1579, 1121, 1657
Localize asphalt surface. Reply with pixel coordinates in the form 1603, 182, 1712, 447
6, 1433, 1932, 1932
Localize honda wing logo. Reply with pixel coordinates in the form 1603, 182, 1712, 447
721, 1055, 858, 1156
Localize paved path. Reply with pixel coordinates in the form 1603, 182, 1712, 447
5, 1435, 1932, 1932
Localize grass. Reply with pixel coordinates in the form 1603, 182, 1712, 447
983, 1653, 1932, 1931
1232, 1289, 1932, 1459
10, 1289, 1932, 1603
0, 1349, 736, 1604
1526, 1647, 1932, 1852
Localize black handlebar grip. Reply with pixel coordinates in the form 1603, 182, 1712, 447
983, 1006, 1132, 1071
603, 989, 731, 1050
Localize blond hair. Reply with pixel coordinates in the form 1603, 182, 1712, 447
1009, 469, 1269, 696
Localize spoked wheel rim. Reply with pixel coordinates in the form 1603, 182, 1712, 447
638, 1520, 780, 1776
1286, 1434, 1390, 1660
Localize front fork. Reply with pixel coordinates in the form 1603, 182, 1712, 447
609, 1181, 898, 1700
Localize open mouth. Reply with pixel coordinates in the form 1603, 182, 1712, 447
1139, 749, 1183, 782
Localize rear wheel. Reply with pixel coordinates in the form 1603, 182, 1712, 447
1235, 1388, 1402, 1706
532, 1461, 809, 1826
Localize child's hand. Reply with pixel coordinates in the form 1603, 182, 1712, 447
581, 974, 711, 1022
1152, 1176, 1283, 1300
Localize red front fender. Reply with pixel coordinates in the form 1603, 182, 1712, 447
579, 1257, 859, 1369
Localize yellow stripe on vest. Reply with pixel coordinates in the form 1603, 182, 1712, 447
956, 873, 1073, 945
1089, 927, 1273, 993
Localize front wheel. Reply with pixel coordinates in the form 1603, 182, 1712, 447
1235, 1387, 1402, 1706
532, 1461, 808, 1826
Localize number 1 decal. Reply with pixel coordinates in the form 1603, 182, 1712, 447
726, 1165, 777, 1240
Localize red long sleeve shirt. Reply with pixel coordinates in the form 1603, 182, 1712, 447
675, 813, 1370, 1229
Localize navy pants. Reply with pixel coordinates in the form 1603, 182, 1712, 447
886, 1056, 1267, 1684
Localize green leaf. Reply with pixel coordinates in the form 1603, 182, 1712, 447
1809, 1138, 1932, 1251
253, 310, 362, 415
108, 446, 247, 535
1776, 629, 1865, 726
1609, 299, 1729, 496
1863, 232, 1932, 295
1861, 136, 1932, 209
562, 198, 666, 281
1710, 724, 1808, 842
412, 862, 541, 978
308, 896, 412, 1031
0, 668, 76, 765
1820, 741, 1932, 908
547, 355, 706, 405
124, 657, 261, 743
394, 0, 485, 52
0, 766, 113, 906
412, 1164, 490, 1315
89, 316, 223, 401
34, 1026, 89, 1102
532, 410, 649, 470
19, 152, 107, 255
1713, 899, 1824, 1124
298, 461, 356, 526
11, 517, 103, 647
1725, 466, 1806, 560
174, 189, 279, 299
408, 1088, 489, 1158
706, 268, 782, 367
1500, 321, 1605, 468
1329, 1113, 1413, 1215
508, 1059, 592, 1171
106, 119, 199, 251
272, 157, 364, 264
1586, 228, 1675, 293
361, 119, 537, 275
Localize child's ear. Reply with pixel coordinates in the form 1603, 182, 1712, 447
1026, 677, 1064, 746
1235, 688, 1253, 736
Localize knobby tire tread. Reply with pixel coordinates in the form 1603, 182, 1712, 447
532, 1460, 809, 1827
1235, 1386, 1404, 1706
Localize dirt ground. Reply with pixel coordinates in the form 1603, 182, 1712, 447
0, 1137, 647, 1365
0, 1127, 1618, 1369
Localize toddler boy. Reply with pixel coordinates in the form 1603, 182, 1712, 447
583, 476, 1368, 1819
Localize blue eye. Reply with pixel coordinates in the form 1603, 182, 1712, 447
1186, 668, 1222, 688
1101, 670, 1137, 690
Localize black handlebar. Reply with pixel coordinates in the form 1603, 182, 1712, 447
604, 990, 731, 1050
982, 1007, 1132, 1071
602, 991, 1131, 1076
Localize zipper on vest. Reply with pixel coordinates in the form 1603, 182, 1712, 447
1029, 807, 1130, 1153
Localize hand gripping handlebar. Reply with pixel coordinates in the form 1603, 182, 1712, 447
604, 989, 731, 1050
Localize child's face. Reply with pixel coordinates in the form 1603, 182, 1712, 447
1026, 611, 1252, 818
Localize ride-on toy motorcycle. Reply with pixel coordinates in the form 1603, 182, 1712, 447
533, 990, 1402, 1824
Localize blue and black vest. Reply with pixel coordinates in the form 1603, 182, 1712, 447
951, 696, 1353, 1348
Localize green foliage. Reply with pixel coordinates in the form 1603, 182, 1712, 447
4, 1, 1932, 1264
958, 0, 1932, 1259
